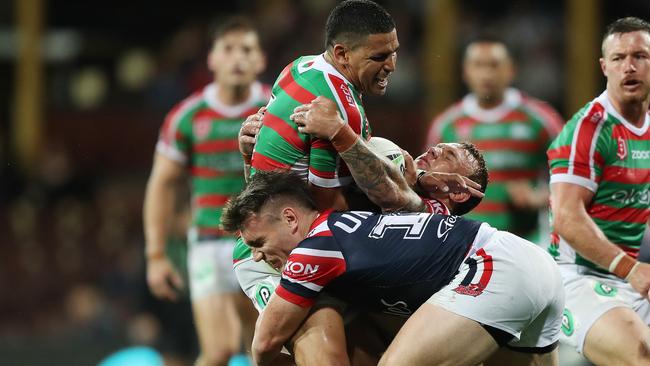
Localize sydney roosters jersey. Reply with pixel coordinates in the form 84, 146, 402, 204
276, 210, 482, 316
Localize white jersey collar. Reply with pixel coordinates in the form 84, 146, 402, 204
596, 90, 650, 136
203, 81, 263, 118
461, 87, 522, 123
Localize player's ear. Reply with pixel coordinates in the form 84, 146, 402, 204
449, 191, 470, 204
281, 207, 299, 231
330, 43, 349, 66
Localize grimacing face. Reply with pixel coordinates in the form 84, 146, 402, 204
601, 30, 650, 107
414, 143, 475, 179
345, 29, 399, 96
208, 30, 265, 88
240, 212, 296, 271
463, 42, 514, 104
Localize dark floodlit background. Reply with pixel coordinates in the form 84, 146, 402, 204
1, 0, 648, 365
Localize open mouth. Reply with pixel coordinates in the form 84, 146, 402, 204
623, 79, 641, 88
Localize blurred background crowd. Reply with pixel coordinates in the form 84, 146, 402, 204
1, 0, 649, 364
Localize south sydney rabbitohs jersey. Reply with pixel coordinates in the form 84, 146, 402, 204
157, 82, 270, 237
235, 53, 373, 263
276, 210, 483, 316
547, 91, 650, 271
427, 88, 563, 237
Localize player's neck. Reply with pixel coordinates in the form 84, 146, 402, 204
301, 210, 321, 237
217, 84, 251, 106
324, 52, 360, 92
476, 94, 504, 109
610, 95, 650, 127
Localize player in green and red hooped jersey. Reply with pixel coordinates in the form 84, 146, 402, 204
143, 17, 269, 366
426, 36, 564, 244
548, 17, 650, 365
234, 1, 398, 365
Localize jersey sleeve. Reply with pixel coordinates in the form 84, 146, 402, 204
276, 237, 346, 307
547, 102, 609, 192
307, 74, 365, 187
155, 99, 195, 164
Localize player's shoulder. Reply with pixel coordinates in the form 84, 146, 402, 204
165, 86, 209, 122
519, 92, 563, 121
566, 94, 609, 129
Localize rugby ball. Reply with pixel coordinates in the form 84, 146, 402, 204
366, 136, 406, 174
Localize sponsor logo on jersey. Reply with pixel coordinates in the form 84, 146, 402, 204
283, 260, 320, 277
632, 150, 650, 160
611, 188, 650, 206
380, 298, 412, 317
193, 118, 212, 140
594, 282, 617, 297
561, 308, 574, 336
617, 137, 628, 160
339, 84, 355, 106
436, 215, 458, 241
589, 108, 604, 124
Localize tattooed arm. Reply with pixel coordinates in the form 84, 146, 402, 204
339, 138, 425, 212
291, 96, 425, 212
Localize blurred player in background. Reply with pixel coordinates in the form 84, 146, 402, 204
426, 36, 564, 244
143, 17, 269, 366
548, 16, 650, 365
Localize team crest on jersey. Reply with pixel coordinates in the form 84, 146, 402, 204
193, 119, 212, 140
594, 282, 617, 297
561, 309, 574, 336
617, 137, 628, 160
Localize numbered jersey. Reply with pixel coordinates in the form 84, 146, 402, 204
277, 210, 483, 315
547, 91, 650, 271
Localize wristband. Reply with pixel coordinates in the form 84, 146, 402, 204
625, 262, 641, 282
608, 251, 637, 279
331, 124, 359, 153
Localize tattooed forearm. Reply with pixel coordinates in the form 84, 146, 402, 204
340, 139, 424, 212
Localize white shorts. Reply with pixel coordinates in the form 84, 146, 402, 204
187, 233, 240, 300
427, 228, 565, 352
558, 264, 650, 354
233, 255, 281, 312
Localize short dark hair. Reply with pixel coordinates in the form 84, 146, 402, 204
464, 34, 513, 62
602, 17, 650, 54
325, 0, 395, 49
452, 142, 489, 216
211, 16, 259, 43
221, 171, 317, 233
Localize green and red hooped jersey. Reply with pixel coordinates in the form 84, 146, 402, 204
250, 54, 371, 187
234, 54, 372, 264
156, 81, 271, 238
426, 88, 563, 238
547, 91, 650, 271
